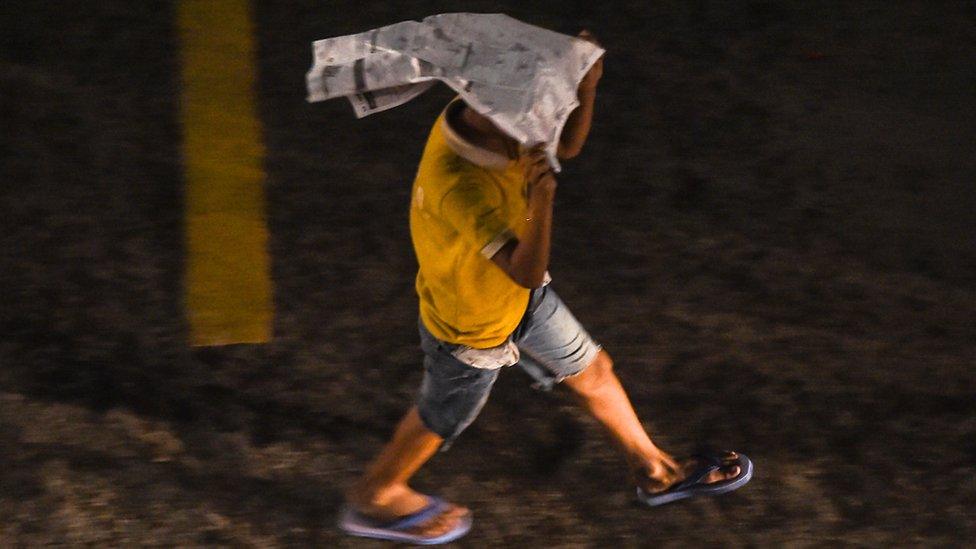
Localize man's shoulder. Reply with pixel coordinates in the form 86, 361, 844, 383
418, 142, 486, 192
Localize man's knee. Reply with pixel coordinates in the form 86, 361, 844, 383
564, 350, 614, 396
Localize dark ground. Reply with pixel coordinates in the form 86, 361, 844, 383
2, 1, 975, 546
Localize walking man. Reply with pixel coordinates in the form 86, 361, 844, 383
339, 31, 752, 545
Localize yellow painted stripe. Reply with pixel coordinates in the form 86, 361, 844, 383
178, 0, 272, 346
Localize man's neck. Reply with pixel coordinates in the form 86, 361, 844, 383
456, 106, 518, 160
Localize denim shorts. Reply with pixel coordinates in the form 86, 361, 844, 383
416, 285, 601, 448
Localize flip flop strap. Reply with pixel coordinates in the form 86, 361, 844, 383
668, 450, 737, 492
668, 462, 720, 492
379, 497, 447, 531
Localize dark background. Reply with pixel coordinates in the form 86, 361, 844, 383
2, 1, 974, 545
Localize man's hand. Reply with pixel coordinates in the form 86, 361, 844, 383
524, 148, 557, 205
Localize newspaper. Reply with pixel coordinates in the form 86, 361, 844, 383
306, 13, 604, 171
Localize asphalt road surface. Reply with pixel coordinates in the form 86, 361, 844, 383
1, 1, 974, 545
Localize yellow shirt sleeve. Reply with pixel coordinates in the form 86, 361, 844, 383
439, 177, 515, 258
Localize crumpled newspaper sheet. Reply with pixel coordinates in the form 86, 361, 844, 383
305, 13, 604, 171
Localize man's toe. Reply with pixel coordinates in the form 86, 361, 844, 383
704, 464, 741, 484
408, 503, 469, 538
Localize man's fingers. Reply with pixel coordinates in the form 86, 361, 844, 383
578, 29, 601, 46
524, 150, 548, 171
524, 155, 552, 187
527, 164, 548, 184
533, 166, 554, 185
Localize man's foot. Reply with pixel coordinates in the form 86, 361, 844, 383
635, 450, 753, 506
636, 451, 742, 495
345, 484, 471, 541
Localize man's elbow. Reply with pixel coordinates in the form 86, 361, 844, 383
556, 142, 581, 160
492, 241, 546, 288
511, 269, 546, 289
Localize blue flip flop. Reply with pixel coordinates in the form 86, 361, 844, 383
637, 450, 753, 507
338, 496, 472, 545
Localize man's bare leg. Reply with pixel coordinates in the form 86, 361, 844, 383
346, 406, 469, 537
561, 350, 740, 491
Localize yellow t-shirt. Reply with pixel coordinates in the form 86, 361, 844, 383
410, 101, 530, 348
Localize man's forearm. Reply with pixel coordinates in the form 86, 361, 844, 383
557, 87, 596, 159
491, 154, 557, 288
507, 195, 553, 288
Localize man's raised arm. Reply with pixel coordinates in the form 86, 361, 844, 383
557, 30, 604, 160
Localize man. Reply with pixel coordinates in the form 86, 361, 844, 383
339, 31, 752, 545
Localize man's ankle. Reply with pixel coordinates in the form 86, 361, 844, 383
629, 452, 672, 481
347, 481, 402, 508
